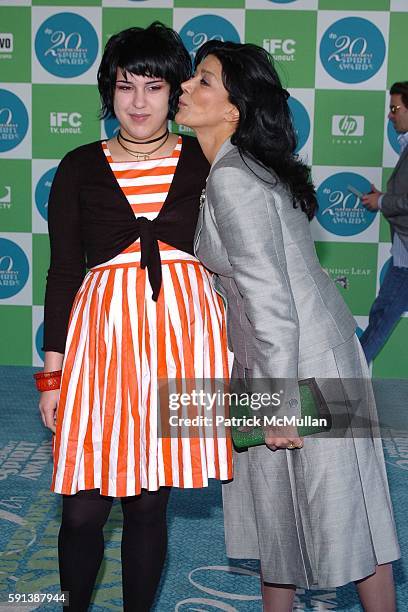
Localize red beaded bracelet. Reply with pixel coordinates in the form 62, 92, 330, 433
33, 370, 62, 392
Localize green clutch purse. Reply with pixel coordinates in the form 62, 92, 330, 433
231, 377, 332, 449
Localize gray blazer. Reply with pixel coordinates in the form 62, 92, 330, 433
194, 138, 356, 383
381, 144, 408, 249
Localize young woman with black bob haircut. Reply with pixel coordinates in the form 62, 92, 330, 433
176, 40, 399, 611
37, 23, 232, 611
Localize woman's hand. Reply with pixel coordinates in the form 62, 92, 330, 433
39, 389, 59, 434
264, 426, 303, 451
39, 351, 64, 434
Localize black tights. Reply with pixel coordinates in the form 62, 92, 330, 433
58, 487, 170, 612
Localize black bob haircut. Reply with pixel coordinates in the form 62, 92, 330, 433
194, 40, 317, 220
390, 81, 408, 108
97, 22, 191, 120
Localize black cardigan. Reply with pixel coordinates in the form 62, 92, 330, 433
43, 136, 209, 353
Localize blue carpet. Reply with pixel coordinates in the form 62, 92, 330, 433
0, 367, 406, 611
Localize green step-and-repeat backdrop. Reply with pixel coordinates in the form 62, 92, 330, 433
0, 0, 407, 377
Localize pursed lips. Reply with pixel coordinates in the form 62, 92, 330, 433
129, 113, 149, 120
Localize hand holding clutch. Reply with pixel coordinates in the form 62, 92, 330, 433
264, 427, 303, 451
230, 377, 332, 450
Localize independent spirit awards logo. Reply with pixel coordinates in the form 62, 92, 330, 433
0, 33, 13, 60
0, 89, 29, 152
288, 97, 310, 153
331, 114, 365, 145
263, 38, 296, 63
35, 12, 98, 78
320, 17, 386, 83
179, 15, 240, 61
49, 111, 82, 135
316, 172, 376, 236
0, 238, 29, 299
35, 167, 57, 222
0, 185, 11, 210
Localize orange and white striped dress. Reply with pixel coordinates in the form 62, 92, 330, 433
51, 136, 233, 497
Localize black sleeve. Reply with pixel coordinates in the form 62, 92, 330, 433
42, 151, 86, 353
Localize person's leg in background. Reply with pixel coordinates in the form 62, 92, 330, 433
58, 489, 113, 611
359, 264, 408, 363
121, 487, 171, 612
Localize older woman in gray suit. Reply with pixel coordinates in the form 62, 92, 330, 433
176, 40, 400, 611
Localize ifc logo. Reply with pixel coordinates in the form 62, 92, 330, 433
179, 16, 240, 61
0, 89, 29, 153
387, 120, 400, 155
288, 97, 310, 153
35, 167, 57, 222
320, 17, 385, 84
316, 172, 376, 237
0, 238, 29, 299
35, 12, 98, 78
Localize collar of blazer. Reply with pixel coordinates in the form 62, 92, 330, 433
211, 137, 236, 169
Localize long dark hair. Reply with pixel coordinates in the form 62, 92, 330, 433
98, 22, 191, 120
195, 40, 317, 220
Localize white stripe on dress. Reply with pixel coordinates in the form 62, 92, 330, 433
117, 174, 175, 187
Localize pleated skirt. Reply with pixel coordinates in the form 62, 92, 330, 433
51, 243, 233, 497
223, 335, 400, 588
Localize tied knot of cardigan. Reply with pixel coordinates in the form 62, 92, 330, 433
136, 216, 162, 301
